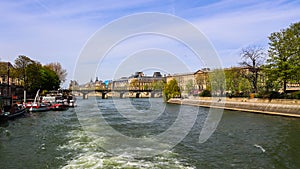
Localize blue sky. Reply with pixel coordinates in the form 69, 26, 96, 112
0, 0, 299, 86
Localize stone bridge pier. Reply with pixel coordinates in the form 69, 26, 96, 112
101, 92, 108, 99
82, 92, 89, 99
120, 92, 124, 98
136, 93, 140, 98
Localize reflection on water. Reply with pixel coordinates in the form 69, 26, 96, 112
0, 97, 299, 168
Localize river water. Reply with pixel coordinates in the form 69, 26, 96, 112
0, 98, 299, 169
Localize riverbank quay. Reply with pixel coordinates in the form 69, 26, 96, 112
167, 97, 300, 118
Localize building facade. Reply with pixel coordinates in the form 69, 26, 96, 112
0, 62, 24, 106
167, 69, 210, 97
113, 72, 165, 91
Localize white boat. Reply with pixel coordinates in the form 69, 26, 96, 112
28, 89, 50, 112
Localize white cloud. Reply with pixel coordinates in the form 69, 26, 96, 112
188, 0, 300, 67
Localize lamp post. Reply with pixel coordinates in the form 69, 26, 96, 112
7, 62, 9, 96
7, 62, 11, 106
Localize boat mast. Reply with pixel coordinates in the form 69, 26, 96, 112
33, 89, 40, 105
30, 89, 40, 112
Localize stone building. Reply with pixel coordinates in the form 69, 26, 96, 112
167, 69, 210, 97
112, 71, 165, 91
0, 61, 24, 104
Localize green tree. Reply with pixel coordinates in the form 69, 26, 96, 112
209, 69, 226, 96
26, 61, 43, 93
225, 68, 241, 95
129, 79, 138, 90
163, 79, 181, 101
224, 68, 252, 96
266, 22, 300, 93
185, 79, 194, 95
13, 55, 34, 90
13, 56, 61, 95
40, 66, 60, 91
26, 63, 60, 93
238, 78, 252, 96
0, 62, 8, 76
151, 80, 165, 90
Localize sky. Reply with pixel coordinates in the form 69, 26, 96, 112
0, 0, 299, 86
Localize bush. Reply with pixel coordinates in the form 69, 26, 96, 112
226, 92, 249, 98
290, 91, 300, 99
254, 93, 262, 98
199, 90, 211, 97
254, 90, 300, 99
269, 91, 282, 99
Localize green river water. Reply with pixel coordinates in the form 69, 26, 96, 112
0, 98, 299, 168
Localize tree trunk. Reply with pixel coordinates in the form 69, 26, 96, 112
283, 79, 287, 93
254, 71, 258, 93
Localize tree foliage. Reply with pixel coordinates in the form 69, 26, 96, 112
266, 22, 300, 93
151, 80, 165, 90
26, 61, 42, 92
13, 55, 61, 95
209, 69, 226, 96
25, 62, 60, 93
0, 62, 9, 76
185, 79, 194, 95
40, 66, 60, 91
45, 62, 67, 84
129, 79, 138, 89
163, 78, 181, 101
14, 55, 34, 90
225, 68, 252, 96
195, 72, 209, 91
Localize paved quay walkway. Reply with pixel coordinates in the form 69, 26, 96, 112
168, 98, 300, 118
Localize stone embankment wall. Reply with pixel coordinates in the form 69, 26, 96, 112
168, 98, 300, 118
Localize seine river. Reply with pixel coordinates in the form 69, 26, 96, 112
0, 98, 299, 169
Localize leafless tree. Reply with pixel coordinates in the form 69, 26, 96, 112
239, 45, 266, 93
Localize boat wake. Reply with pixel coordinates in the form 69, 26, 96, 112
59, 130, 195, 169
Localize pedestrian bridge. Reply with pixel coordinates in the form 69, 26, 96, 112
68, 88, 161, 99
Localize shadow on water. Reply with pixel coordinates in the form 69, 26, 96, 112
129, 98, 151, 110
0, 121, 9, 128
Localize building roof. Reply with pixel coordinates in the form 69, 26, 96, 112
170, 69, 210, 77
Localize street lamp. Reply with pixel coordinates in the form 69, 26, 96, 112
7, 62, 12, 106
7, 62, 9, 96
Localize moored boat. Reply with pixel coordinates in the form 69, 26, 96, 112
28, 103, 51, 112
27, 89, 51, 112
43, 90, 77, 108
6, 104, 27, 119
50, 103, 69, 111
68, 99, 77, 107
0, 104, 27, 121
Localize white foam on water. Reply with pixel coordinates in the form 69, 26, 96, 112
61, 152, 104, 169
59, 130, 196, 169
254, 144, 266, 153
